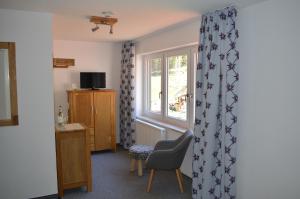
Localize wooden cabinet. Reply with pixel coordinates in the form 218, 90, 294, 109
55, 123, 92, 198
68, 90, 116, 152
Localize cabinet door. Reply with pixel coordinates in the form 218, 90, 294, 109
69, 92, 94, 128
94, 92, 116, 150
60, 131, 87, 184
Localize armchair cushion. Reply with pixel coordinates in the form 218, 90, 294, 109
146, 149, 179, 170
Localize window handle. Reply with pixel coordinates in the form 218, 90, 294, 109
187, 93, 193, 102
183, 93, 193, 102
184, 94, 190, 101
159, 91, 162, 99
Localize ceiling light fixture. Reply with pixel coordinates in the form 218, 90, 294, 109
90, 14, 118, 34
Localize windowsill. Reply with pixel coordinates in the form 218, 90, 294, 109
136, 116, 187, 133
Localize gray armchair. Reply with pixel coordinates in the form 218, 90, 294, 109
145, 130, 193, 193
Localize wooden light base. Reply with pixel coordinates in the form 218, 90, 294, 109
90, 16, 118, 25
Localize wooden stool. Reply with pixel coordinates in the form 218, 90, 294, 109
128, 145, 154, 176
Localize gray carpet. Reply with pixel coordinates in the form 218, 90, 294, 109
63, 148, 192, 199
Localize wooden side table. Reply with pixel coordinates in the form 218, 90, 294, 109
55, 123, 92, 197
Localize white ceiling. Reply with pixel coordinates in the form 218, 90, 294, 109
0, 0, 266, 42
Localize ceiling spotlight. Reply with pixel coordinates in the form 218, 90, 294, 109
91, 25, 99, 32
109, 25, 113, 34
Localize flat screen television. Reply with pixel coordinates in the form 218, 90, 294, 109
80, 72, 106, 89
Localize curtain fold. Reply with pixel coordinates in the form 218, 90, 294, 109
120, 41, 136, 149
193, 7, 239, 199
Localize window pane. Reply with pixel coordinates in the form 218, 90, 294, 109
150, 58, 162, 113
167, 55, 187, 120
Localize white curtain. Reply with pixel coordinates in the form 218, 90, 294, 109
120, 41, 136, 149
193, 6, 239, 199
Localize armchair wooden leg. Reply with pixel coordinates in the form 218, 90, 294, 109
147, 169, 155, 192
179, 169, 184, 185
176, 169, 184, 193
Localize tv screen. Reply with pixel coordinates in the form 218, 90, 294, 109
80, 72, 106, 89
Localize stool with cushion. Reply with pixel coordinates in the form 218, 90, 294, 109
129, 145, 154, 176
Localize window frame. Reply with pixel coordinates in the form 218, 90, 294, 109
142, 45, 197, 129
144, 53, 164, 121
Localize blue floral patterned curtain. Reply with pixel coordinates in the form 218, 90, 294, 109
193, 7, 239, 199
120, 41, 136, 149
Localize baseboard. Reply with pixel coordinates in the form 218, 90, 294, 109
29, 194, 58, 199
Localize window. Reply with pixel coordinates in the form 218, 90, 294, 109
167, 54, 188, 120
143, 46, 197, 128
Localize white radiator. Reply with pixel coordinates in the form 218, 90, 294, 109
136, 119, 166, 146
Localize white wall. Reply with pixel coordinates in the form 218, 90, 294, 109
237, 0, 300, 198
0, 9, 57, 199
53, 40, 122, 142
135, 18, 200, 178
135, 18, 199, 54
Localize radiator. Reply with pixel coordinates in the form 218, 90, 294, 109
136, 119, 166, 146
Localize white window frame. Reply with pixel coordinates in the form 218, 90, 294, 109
142, 45, 197, 129
144, 53, 163, 121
